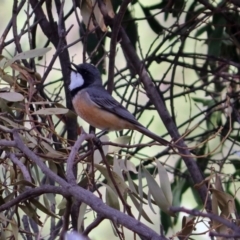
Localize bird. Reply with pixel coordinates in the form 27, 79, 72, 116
69, 62, 169, 146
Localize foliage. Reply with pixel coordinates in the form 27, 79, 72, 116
0, 0, 240, 239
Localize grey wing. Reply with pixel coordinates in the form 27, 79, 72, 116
87, 87, 143, 127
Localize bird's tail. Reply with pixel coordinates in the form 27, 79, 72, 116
134, 125, 170, 146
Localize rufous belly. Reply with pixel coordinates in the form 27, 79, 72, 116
72, 91, 134, 131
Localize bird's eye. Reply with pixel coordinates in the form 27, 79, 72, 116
81, 70, 87, 76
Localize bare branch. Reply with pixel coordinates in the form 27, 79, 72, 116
0, 185, 69, 212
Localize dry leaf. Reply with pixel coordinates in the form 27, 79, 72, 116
177, 216, 196, 239
211, 189, 236, 215
215, 174, 224, 192
212, 189, 219, 229
92, 0, 107, 31
80, 0, 115, 32
104, 0, 115, 18
0, 69, 16, 85
81, 0, 95, 31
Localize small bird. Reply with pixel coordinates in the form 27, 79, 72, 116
69, 63, 169, 146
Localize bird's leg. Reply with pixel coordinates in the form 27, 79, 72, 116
92, 135, 102, 149
96, 129, 109, 139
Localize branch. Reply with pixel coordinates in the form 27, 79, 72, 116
0, 0, 26, 53
97, 1, 211, 211
29, 0, 78, 142
82, 214, 104, 236
11, 131, 167, 240
66, 130, 93, 184
171, 206, 240, 235
0, 185, 69, 212
121, 28, 211, 210
107, 0, 131, 93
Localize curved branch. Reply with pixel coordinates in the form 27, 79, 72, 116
97, 0, 211, 211
107, 0, 131, 93
12, 131, 167, 240
0, 185, 69, 212
171, 206, 240, 235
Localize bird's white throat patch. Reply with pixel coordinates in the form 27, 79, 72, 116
69, 71, 84, 90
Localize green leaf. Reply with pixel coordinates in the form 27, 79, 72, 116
185, 1, 198, 23
30, 199, 60, 218
58, 198, 67, 210
43, 195, 50, 210
231, 159, 240, 174
172, 0, 185, 17
208, 14, 226, 57
11, 180, 36, 188
142, 166, 174, 216
0, 56, 7, 68
19, 203, 43, 226
207, 111, 221, 130
3, 192, 15, 203
147, 188, 156, 214
0, 70, 16, 85
95, 164, 128, 197
191, 97, 215, 106
0, 224, 6, 239
0, 116, 23, 129
113, 155, 123, 179
123, 9, 137, 49
0, 92, 24, 102
32, 163, 41, 185
128, 193, 153, 224
77, 203, 87, 232
156, 161, 172, 205
10, 218, 18, 240
5, 47, 51, 67
104, 183, 120, 210
139, 4, 163, 35
118, 159, 137, 174
147, 1, 168, 10
137, 164, 144, 216
172, 179, 186, 225
0, 213, 14, 223
127, 169, 147, 204
32, 107, 69, 115
126, 172, 138, 194
195, 23, 211, 38
161, 210, 173, 233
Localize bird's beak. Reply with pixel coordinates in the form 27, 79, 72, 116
69, 62, 78, 71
